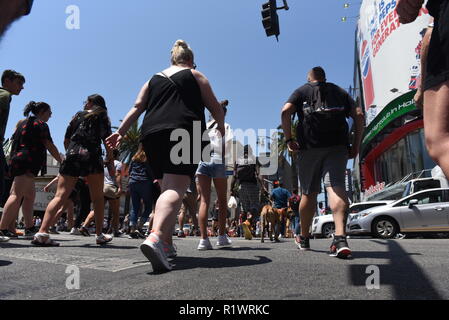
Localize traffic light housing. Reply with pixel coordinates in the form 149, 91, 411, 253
261, 0, 280, 39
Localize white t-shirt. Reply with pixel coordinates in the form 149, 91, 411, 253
207, 121, 233, 164
104, 160, 122, 186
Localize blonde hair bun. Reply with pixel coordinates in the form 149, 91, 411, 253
171, 39, 194, 66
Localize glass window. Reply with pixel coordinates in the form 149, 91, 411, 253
397, 190, 444, 207
373, 129, 436, 186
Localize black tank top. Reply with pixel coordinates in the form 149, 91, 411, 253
141, 69, 205, 138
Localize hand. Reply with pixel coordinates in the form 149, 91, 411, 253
414, 88, 424, 109
105, 132, 122, 149
287, 140, 300, 152
396, 0, 424, 24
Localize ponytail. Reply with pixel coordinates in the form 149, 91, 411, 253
23, 101, 50, 117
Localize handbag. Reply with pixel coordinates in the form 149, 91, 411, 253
228, 195, 237, 209
103, 183, 119, 199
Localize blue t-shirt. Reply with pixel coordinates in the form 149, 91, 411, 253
129, 160, 153, 184
271, 187, 291, 209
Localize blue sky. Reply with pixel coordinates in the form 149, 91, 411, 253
0, 0, 360, 154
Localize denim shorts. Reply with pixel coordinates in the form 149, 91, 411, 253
196, 161, 226, 179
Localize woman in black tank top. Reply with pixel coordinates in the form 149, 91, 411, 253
106, 39, 225, 272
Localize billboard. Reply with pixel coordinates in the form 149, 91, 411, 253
357, 0, 431, 124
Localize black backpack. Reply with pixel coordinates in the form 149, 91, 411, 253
297, 82, 350, 149
236, 163, 257, 183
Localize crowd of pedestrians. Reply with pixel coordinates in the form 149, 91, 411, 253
2, 0, 449, 274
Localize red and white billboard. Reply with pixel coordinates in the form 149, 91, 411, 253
357, 0, 431, 124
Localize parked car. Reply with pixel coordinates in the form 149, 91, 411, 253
311, 201, 392, 238
348, 188, 449, 239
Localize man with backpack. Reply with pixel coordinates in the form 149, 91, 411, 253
281, 66, 364, 258
231, 145, 266, 224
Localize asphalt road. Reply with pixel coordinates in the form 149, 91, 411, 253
1, 233, 449, 301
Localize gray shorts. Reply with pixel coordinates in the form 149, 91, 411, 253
297, 145, 348, 195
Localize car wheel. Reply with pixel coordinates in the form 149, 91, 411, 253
372, 217, 398, 239
321, 223, 335, 238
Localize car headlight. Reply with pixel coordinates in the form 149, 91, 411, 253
359, 212, 371, 219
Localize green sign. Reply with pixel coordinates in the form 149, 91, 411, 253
361, 91, 417, 151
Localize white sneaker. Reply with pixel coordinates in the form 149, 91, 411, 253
0, 235, 9, 242
197, 238, 213, 250
140, 233, 172, 272
163, 243, 177, 258
70, 227, 81, 235
96, 233, 113, 245
216, 235, 232, 247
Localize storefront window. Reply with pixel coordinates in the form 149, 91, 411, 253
373, 129, 435, 185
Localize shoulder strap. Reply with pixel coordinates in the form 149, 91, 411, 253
160, 72, 178, 88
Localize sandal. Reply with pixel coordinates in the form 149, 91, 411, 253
31, 234, 60, 247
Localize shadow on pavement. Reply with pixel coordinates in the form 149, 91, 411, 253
0, 260, 12, 267
148, 255, 272, 273
217, 247, 270, 252
348, 240, 442, 299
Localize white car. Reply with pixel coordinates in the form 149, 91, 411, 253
311, 201, 393, 238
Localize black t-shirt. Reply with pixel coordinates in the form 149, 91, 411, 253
287, 82, 356, 149
141, 69, 206, 138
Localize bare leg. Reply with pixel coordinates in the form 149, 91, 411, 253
20, 175, 36, 229
196, 174, 211, 240
0, 175, 31, 230
109, 198, 120, 232
86, 173, 105, 237
213, 178, 228, 237
39, 175, 77, 234
82, 210, 95, 228
151, 174, 190, 243
299, 193, 319, 238
326, 186, 349, 236
66, 200, 74, 230
424, 81, 449, 178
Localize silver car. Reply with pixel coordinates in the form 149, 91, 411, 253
348, 188, 449, 239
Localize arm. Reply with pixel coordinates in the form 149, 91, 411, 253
396, 0, 425, 24
191, 70, 225, 137
414, 25, 433, 109
44, 175, 59, 192
43, 140, 63, 163
115, 163, 123, 194
348, 103, 365, 159
281, 103, 300, 152
106, 82, 150, 149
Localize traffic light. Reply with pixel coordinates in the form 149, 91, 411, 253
261, 0, 280, 39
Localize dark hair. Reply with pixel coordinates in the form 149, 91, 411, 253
293, 189, 298, 194
85, 94, 108, 118
311, 66, 326, 82
113, 149, 120, 159
1, 70, 25, 86
23, 101, 50, 117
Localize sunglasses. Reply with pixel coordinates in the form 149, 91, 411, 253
25, 0, 34, 15
193, 63, 197, 70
